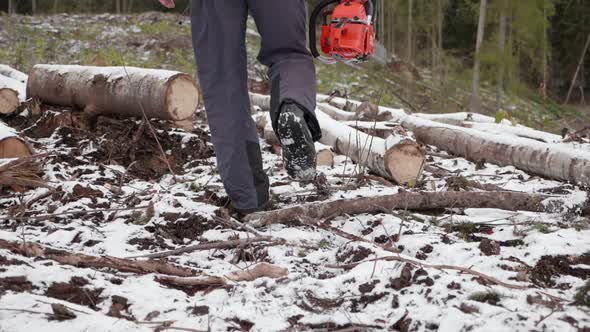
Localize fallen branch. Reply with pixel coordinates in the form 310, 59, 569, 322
0, 206, 149, 222
127, 236, 278, 260
0, 239, 196, 277
225, 263, 288, 282
156, 263, 288, 288
244, 191, 559, 226
325, 255, 529, 290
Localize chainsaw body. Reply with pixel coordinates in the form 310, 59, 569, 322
310, 0, 376, 64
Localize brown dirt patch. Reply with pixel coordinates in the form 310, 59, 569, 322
157, 214, 218, 244
336, 245, 373, 264
531, 254, 590, 288
0, 276, 34, 296
45, 279, 104, 310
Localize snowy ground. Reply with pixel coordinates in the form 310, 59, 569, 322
0, 100, 589, 332
1, 12, 589, 332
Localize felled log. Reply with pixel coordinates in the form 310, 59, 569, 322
0, 65, 28, 84
27, 65, 199, 121
412, 112, 562, 143
315, 110, 424, 185
402, 117, 590, 187
244, 191, 560, 226
0, 121, 33, 158
0, 238, 196, 277
0, 74, 24, 114
248, 97, 424, 184
330, 99, 590, 187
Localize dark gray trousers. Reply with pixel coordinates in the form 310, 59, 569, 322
191, 0, 321, 211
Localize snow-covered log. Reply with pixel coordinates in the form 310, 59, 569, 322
27, 65, 199, 121
0, 65, 28, 84
0, 121, 33, 158
316, 110, 424, 185
0, 74, 24, 114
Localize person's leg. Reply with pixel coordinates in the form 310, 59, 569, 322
247, 0, 322, 179
191, 0, 269, 212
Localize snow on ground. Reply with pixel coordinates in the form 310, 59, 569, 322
0, 102, 589, 332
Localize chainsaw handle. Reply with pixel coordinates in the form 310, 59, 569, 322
309, 0, 375, 59
309, 0, 340, 58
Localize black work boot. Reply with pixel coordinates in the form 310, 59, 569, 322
276, 103, 317, 181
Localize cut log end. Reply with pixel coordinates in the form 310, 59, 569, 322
316, 147, 335, 167
166, 75, 199, 120
384, 141, 425, 185
0, 88, 19, 115
0, 137, 33, 159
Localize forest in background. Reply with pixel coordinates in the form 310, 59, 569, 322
1, 0, 589, 108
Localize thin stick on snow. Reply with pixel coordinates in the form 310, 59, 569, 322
325, 255, 529, 290
0, 206, 149, 222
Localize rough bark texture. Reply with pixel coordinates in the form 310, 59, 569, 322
0, 122, 33, 158
0, 239, 196, 277
316, 109, 424, 185
244, 191, 555, 227
408, 121, 590, 186
356, 103, 590, 187
27, 65, 199, 121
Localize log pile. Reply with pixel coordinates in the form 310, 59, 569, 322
325, 97, 590, 187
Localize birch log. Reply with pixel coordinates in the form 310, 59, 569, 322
327, 97, 590, 186
0, 74, 24, 115
0, 121, 34, 158
0, 65, 28, 84
379, 108, 590, 187
315, 110, 424, 184
249, 95, 425, 184
27, 65, 199, 121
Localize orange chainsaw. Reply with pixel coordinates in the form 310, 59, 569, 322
309, 0, 376, 64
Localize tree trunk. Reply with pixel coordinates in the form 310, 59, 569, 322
8, 0, 15, 14
0, 74, 24, 114
31, 0, 37, 15
27, 65, 199, 121
116, 0, 121, 14
496, 0, 507, 111
247, 94, 425, 185
244, 191, 559, 227
470, 0, 487, 112
0, 122, 33, 159
0, 65, 27, 84
565, 31, 590, 105
315, 109, 425, 185
404, 117, 590, 186
407, 0, 413, 62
